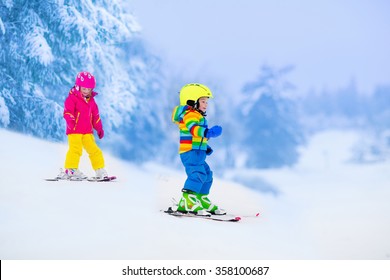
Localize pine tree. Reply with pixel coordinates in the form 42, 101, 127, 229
240, 65, 304, 168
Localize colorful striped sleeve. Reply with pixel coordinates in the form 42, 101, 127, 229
183, 111, 206, 137
171, 106, 180, 123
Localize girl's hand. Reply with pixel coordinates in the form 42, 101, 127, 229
97, 129, 104, 139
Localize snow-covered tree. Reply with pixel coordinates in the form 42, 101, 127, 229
0, 0, 166, 160
240, 65, 305, 168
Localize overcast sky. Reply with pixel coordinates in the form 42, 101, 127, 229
128, 0, 390, 95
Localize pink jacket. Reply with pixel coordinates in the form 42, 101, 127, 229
63, 87, 103, 135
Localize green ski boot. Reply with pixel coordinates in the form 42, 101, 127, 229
177, 190, 208, 216
197, 194, 226, 215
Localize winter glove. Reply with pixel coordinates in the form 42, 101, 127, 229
97, 129, 104, 139
205, 125, 222, 138
206, 145, 213, 156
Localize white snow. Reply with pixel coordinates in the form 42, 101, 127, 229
24, 27, 54, 66
0, 17, 5, 35
0, 128, 389, 259
0, 96, 10, 126
3, 0, 13, 9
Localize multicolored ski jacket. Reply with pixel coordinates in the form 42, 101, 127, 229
172, 105, 208, 154
63, 87, 103, 135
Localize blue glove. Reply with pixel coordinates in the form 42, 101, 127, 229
206, 145, 213, 156
205, 125, 222, 138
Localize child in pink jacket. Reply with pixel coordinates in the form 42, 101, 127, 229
58, 71, 108, 180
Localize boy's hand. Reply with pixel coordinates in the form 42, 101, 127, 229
205, 125, 222, 138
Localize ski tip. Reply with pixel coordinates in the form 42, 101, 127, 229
235, 216, 241, 221
255, 212, 260, 217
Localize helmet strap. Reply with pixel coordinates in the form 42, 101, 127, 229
198, 109, 207, 116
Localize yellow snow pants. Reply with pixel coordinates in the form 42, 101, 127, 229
65, 134, 105, 170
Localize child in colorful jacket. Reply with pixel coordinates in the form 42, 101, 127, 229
58, 71, 108, 180
172, 83, 225, 215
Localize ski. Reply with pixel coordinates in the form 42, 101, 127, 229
164, 207, 241, 222
238, 212, 261, 218
44, 177, 85, 181
168, 198, 261, 220
44, 176, 116, 182
87, 176, 117, 182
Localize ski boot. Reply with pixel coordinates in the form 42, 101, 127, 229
95, 168, 108, 180
64, 168, 87, 180
177, 190, 209, 216
55, 168, 68, 180
197, 194, 226, 215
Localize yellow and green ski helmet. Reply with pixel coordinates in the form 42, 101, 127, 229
179, 83, 213, 106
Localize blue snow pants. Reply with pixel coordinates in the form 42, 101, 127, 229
180, 150, 213, 195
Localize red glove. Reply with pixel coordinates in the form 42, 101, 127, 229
97, 129, 104, 139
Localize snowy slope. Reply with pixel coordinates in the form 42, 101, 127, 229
0, 129, 389, 260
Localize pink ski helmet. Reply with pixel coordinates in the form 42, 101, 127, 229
75, 71, 96, 89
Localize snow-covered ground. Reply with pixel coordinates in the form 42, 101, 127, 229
0, 129, 389, 259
